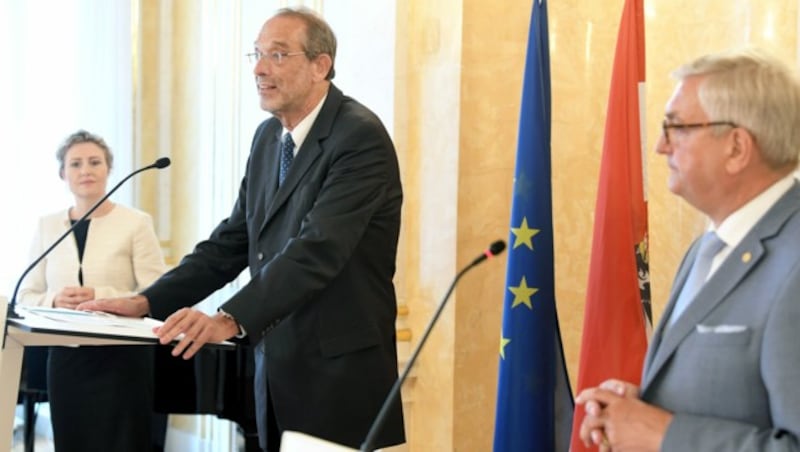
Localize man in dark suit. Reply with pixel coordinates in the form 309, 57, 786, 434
575, 48, 800, 451
81, 7, 405, 451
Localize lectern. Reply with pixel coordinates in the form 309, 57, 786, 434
0, 295, 233, 449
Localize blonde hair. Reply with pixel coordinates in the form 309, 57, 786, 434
56, 129, 113, 175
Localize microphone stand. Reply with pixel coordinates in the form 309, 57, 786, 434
4, 158, 170, 344
360, 240, 505, 451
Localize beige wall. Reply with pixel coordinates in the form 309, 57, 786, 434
393, 0, 462, 449
138, 0, 213, 261
135, 0, 799, 450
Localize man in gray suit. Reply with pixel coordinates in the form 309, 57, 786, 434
576, 48, 800, 450
81, 7, 405, 451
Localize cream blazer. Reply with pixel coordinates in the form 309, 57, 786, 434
19, 204, 166, 307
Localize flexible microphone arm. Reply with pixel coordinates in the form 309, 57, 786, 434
5, 157, 171, 323
360, 239, 506, 451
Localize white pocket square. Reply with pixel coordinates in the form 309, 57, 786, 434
696, 324, 748, 334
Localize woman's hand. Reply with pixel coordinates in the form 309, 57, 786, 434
77, 294, 150, 318
53, 286, 95, 309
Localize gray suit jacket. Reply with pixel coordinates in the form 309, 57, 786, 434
641, 182, 800, 451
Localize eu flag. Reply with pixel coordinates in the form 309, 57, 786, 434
493, 1, 574, 451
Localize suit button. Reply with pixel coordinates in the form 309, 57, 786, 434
257, 252, 264, 260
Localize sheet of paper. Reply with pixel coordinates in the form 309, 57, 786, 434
18, 306, 162, 334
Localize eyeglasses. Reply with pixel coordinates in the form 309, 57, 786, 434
661, 120, 737, 145
246, 50, 306, 65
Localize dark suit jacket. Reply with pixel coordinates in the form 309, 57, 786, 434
641, 182, 800, 450
144, 84, 405, 449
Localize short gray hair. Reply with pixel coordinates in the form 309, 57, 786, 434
673, 47, 800, 168
273, 7, 337, 80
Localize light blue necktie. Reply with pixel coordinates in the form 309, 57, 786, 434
668, 231, 726, 326
279, 133, 295, 186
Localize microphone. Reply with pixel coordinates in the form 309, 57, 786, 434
153, 157, 171, 169
5, 157, 171, 323
360, 239, 506, 451
469, 239, 507, 266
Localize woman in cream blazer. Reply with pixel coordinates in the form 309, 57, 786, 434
19, 130, 166, 452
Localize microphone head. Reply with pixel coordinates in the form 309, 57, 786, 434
489, 240, 506, 256
154, 157, 171, 169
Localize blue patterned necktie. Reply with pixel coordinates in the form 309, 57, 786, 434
279, 133, 295, 186
668, 231, 726, 326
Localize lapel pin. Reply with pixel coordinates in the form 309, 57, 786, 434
741, 252, 752, 263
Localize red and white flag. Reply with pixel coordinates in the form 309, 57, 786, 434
570, 0, 651, 449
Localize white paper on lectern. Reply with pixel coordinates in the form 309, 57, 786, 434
24, 306, 160, 327
16, 306, 163, 337
280, 431, 357, 452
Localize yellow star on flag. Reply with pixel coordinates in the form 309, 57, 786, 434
499, 337, 511, 359
511, 217, 540, 250
509, 276, 538, 309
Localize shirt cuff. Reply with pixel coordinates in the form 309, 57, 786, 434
218, 309, 247, 338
